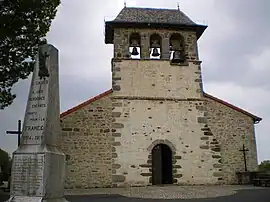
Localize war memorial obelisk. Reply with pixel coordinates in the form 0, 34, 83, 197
7, 44, 68, 202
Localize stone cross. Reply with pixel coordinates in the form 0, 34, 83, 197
239, 144, 249, 172
7, 44, 68, 202
6, 120, 22, 147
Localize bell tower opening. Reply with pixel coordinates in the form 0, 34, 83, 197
170, 33, 185, 63
150, 33, 161, 60
129, 33, 141, 59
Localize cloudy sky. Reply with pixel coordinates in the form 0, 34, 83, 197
0, 0, 269, 163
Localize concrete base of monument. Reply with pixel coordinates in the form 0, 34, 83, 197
8, 146, 68, 202
7, 196, 69, 202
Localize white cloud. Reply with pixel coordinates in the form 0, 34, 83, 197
250, 49, 270, 72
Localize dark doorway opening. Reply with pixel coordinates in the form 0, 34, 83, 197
152, 144, 173, 185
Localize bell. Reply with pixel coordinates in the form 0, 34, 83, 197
151, 47, 160, 57
171, 50, 184, 63
151, 39, 160, 57
131, 47, 139, 56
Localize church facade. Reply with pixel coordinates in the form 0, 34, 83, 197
59, 7, 262, 189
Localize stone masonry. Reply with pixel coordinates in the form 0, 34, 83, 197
110, 98, 223, 187
113, 28, 198, 60
60, 93, 113, 189
205, 97, 258, 184
59, 91, 259, 189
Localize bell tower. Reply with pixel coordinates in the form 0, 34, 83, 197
105, 7, 207, 99
105, 7, 219, 187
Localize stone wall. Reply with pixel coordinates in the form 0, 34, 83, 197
113, 28, 198, 60
205, 97, 258, 184
60, 94, 113, 189
111, 98, 222, 187
112, 59, 203, 99
59, 89, 258, 188
110, 57, 223, 187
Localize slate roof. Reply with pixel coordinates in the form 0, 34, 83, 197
60, 89, 262, 123
105, 7, 207, 43
113, 7, 196, 25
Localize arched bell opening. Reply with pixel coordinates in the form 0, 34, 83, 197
149, 33, 162, 60
129, 33, 141, 59
169, 33, 185, 63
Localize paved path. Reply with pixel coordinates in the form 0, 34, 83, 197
1, 185, 269, 202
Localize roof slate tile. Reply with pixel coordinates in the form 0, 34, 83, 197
113, 7, 196, 25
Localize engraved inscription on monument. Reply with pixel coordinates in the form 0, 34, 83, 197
21, 57, 50, 145
12, 154, 45, 196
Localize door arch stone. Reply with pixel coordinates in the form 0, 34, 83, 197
145, 139, 181, 185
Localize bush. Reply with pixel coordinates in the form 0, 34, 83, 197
258, 160, 270, 172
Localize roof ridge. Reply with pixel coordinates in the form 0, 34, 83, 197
123, 7, 195, 24
125, 7, 179, 11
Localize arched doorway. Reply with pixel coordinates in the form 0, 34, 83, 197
152, 144, 173, 185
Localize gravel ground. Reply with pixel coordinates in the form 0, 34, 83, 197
1, 185, 269, 202
64, 185, 267, 199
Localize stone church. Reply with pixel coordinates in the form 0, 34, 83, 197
59, 7, 262, 189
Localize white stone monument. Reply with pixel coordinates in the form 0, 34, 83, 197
7, 44, 68, 202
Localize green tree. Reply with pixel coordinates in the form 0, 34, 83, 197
0, 148, 10, 182
258, 160, 270, 172
0, 0, 60, 109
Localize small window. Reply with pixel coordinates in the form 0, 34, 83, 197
129, 33, 141, 59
